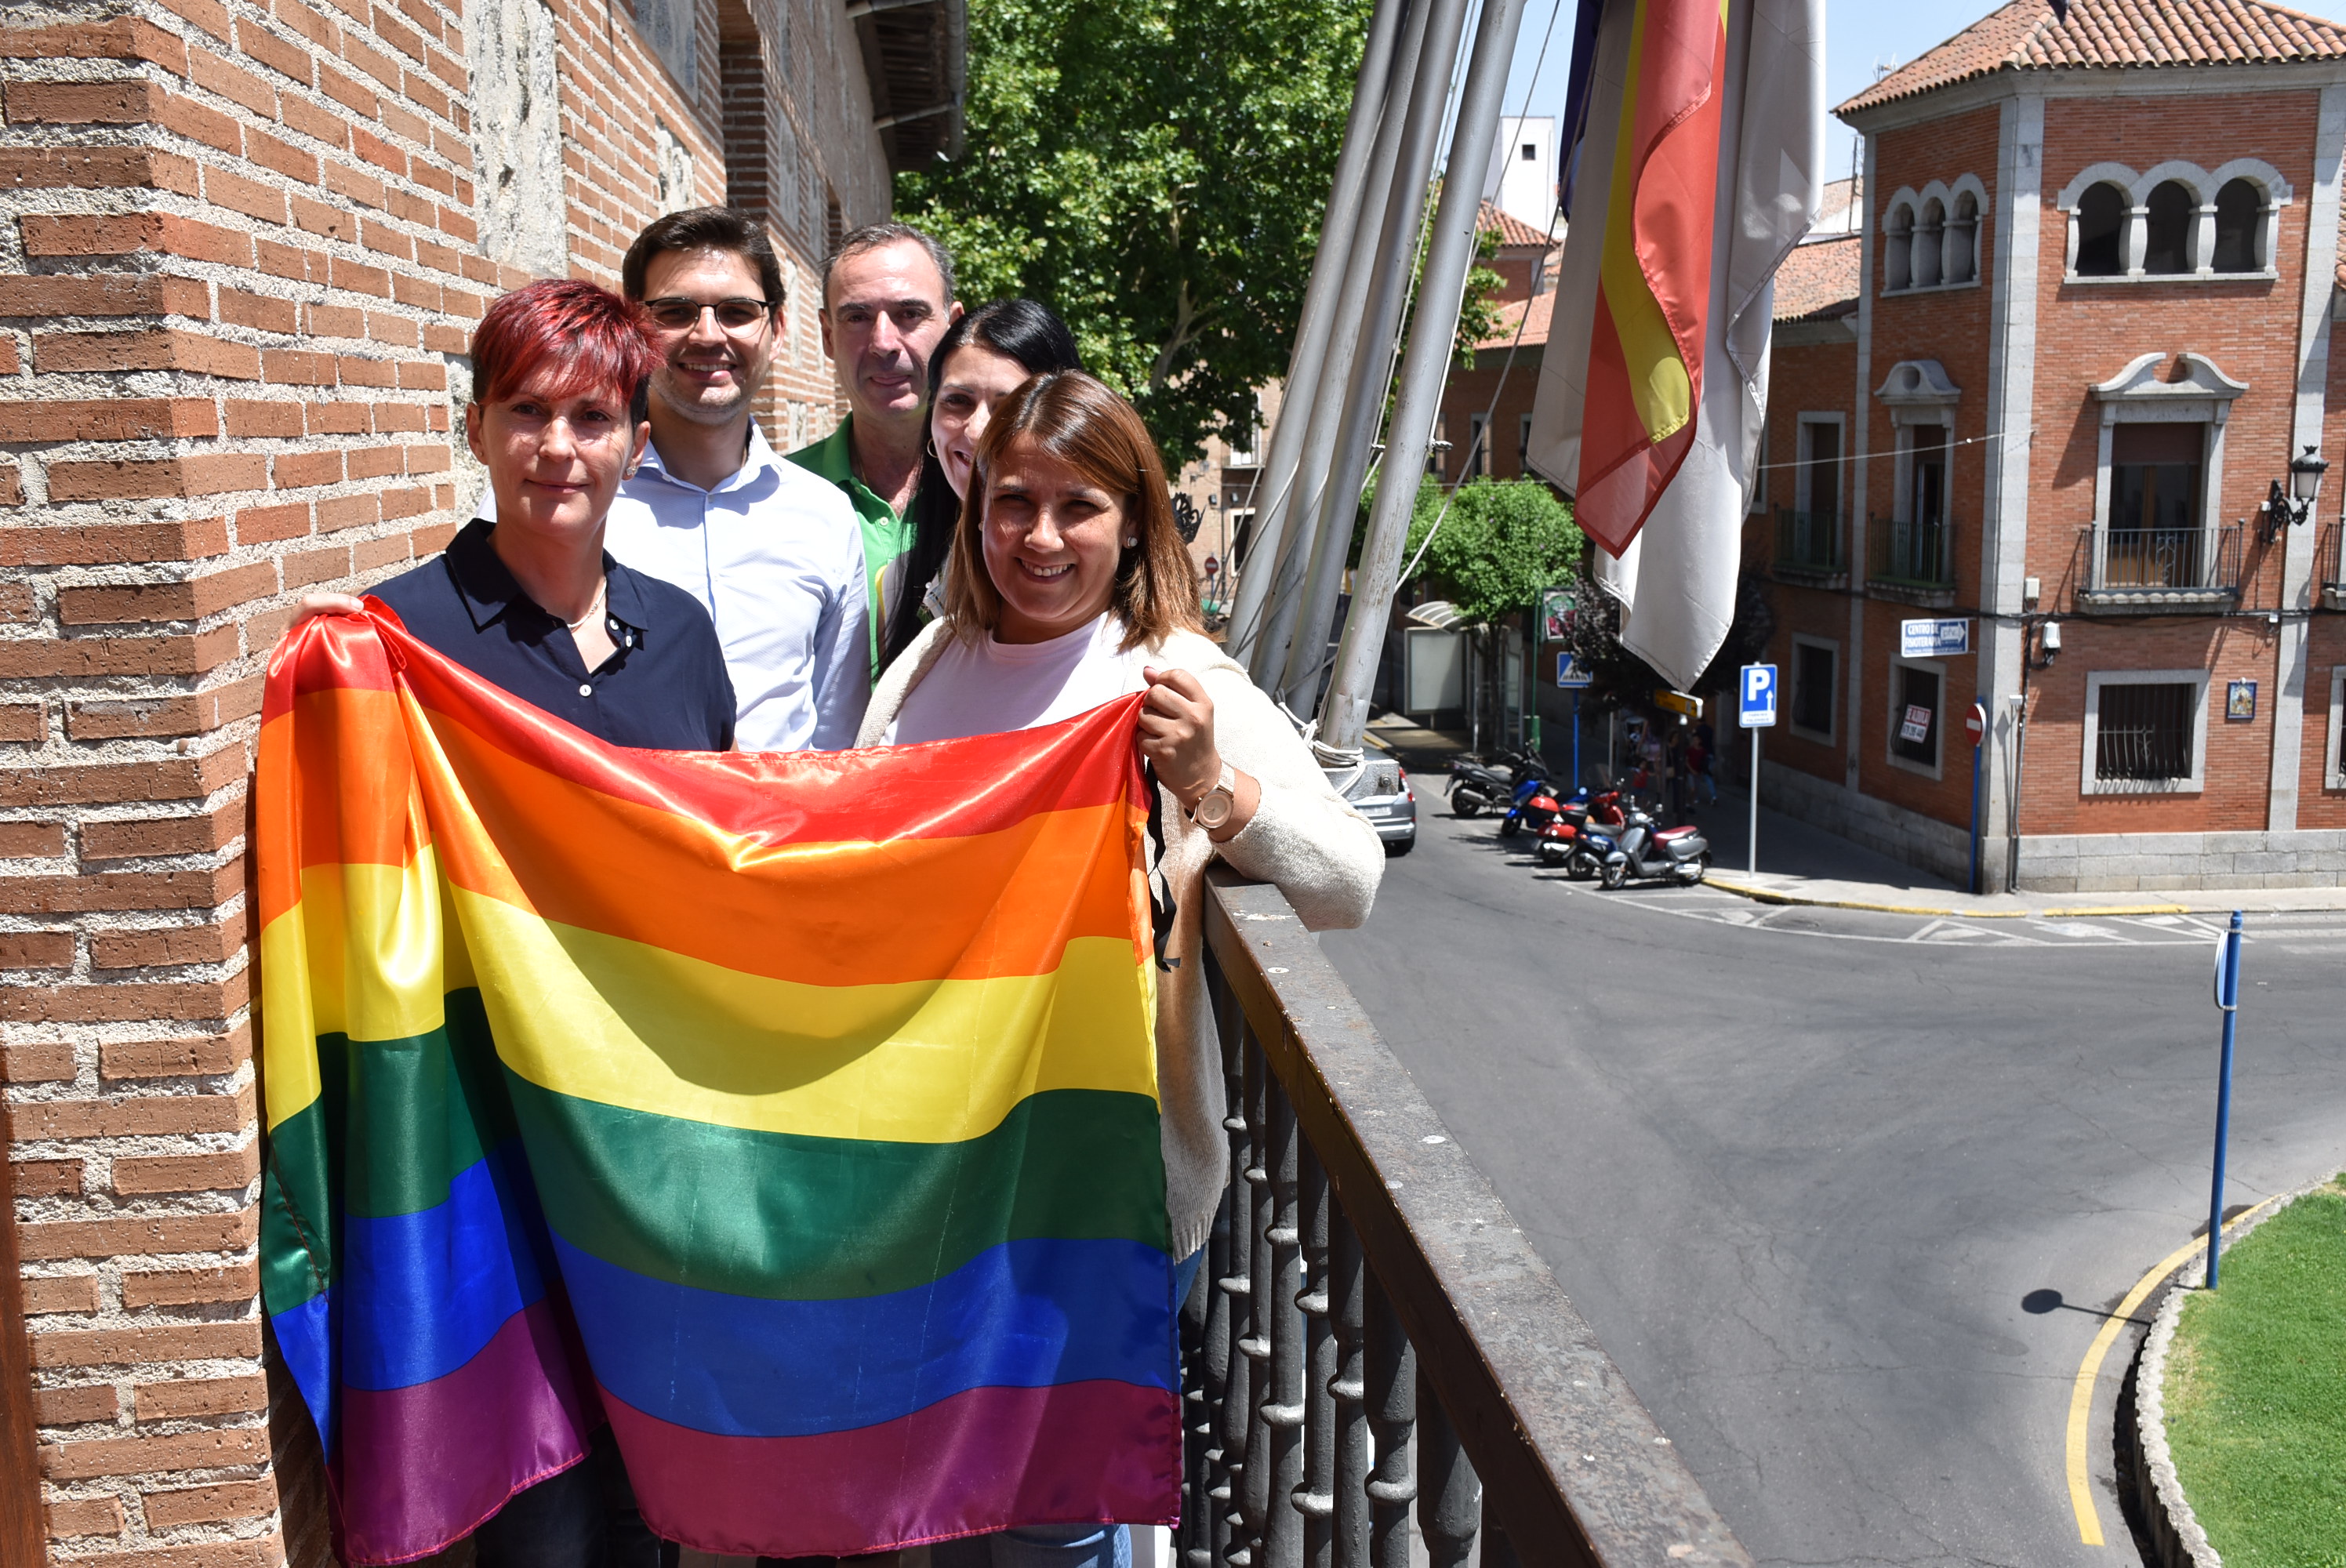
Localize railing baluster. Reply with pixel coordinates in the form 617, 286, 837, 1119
1294, 1143, 1335, 1568
1188, 1189, 1233, 1566
1364, 1269, 1414, 1568
1330, 1208, 1368, 1566
1237, 1033, 1275, 1564
1417, 1375, 1481, 1568
1262, 1076, 1306, 1567
1207, 982, 1252, 1566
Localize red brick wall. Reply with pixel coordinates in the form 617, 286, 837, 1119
0, 0, 885, 1556
1753, 329, 1856, 789
1438, 346, 1543, 484
2301, 616, 2346, 826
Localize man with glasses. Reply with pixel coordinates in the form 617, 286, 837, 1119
603, 206, 870, 749
789, 222, 961, 664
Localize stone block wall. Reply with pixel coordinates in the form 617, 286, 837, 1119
0, 0, 886, 1558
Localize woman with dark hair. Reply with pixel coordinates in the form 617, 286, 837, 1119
862, 372, 1381, 1567
879, 298, 1083, 666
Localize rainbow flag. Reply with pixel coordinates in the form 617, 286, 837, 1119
256, 609, 1178, 1563
1574, 0, 1729, 556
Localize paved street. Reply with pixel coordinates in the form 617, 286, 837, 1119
1321, 808, 2346, 1568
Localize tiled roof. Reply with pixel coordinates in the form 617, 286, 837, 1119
1772, 234, 1861, 322
1839, 0, 2346, 114
1478, 199, 1555, 249
1477, 289, 1553, 350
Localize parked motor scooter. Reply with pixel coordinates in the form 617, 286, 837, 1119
1540, 786, 1618, 877
1445, 747, 1538, 818
1498, 773, 1565, 837
1599, 797, 1711, 888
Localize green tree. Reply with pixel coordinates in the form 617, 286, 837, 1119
1395, 476, 1582, 623
897, 0, 1371, 465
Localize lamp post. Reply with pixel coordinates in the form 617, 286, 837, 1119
2261, 445, 2327, 544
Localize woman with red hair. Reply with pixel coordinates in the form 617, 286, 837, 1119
301, 278, 737, 753
294, 280, 731, 1567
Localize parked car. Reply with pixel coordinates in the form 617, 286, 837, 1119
1344, 736, 1417, 855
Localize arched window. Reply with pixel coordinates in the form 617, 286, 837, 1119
2075, 182, 2126, 276
1944, 191, 1978, 285
1885, 202, 1913, 292
2143, 180, 2193, 274
2212, 177, 2263, 272
1912, 198, 1945, 288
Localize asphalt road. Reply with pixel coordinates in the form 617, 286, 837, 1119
1320, 809, 2346, 1568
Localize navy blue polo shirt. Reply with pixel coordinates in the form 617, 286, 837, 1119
372, 519, 737, 751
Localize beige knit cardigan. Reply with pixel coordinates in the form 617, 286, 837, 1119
859, 619, 1385, 1258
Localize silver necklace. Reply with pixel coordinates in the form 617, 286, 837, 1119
565, 578, 608, 633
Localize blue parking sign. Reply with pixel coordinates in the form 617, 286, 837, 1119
1739, 663, 1778, 728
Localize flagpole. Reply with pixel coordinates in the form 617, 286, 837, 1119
1245, 0, 1459, 688
1219, 0, 1411, 671
1272, 0, 1478, 708
1317, 0, 1531, 752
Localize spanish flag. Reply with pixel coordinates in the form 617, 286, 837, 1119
256, 611, 1178, 1562
1530, 0, 1823, 688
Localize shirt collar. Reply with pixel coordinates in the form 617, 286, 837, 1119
445, 517, 648, 641
635, 420, 783, 496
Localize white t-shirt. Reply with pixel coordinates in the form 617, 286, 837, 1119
887, 613, 1151, 745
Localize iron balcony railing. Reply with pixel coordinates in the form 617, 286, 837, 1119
2321, 522, 2345, 611
2078, 524, 2242, 608
1865, 514, 1955, 593
1771, 508, 1843, 579
1185, 872, 1752, 1566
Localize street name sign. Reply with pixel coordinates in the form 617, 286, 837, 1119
1901, 617, 1972, 658
1739, 663, 1778, 728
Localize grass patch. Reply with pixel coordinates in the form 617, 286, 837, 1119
2164, 1175, 2346, 1568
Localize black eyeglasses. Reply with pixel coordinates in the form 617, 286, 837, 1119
643, 296, 775, 332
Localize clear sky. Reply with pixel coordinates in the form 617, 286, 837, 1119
1491, 0, 2346, 196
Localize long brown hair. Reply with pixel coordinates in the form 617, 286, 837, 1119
943, 371, 1203, 650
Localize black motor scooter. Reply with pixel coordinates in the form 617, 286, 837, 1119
1445, 747, 1535, 818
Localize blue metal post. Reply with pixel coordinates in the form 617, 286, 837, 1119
1571, 691, 1581, 789
1968, 694, 1985, 896
2206, 910, 2243, 1288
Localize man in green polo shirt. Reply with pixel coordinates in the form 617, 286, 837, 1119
790, 221, 962, 671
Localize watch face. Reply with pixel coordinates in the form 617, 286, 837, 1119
1195, 789, 1234, 829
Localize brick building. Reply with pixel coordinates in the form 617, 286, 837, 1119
0, 0, 948, 1554
1751, 0, 2346, 892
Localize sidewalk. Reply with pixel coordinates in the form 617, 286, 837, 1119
1362, 714, 2346, 918
1691, 784, 2346, 917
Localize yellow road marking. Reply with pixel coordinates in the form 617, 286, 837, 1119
2065, 1196, 2280, 1545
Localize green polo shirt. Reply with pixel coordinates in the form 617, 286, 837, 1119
787, 415, 917, 672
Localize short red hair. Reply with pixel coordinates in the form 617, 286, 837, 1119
469, 279, 658, 412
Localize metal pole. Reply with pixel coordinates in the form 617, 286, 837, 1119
1747, 726, 1760, 879
1237, 0, 1437, 682
1221, 0, 1411, 670
2206, 910, 2243, 1289
1313, 0, 1530, 746
1969, 697, 1985, 896
1258, 0, 1466, 695
1571, 690, 1580, 789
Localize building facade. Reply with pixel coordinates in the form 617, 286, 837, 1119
0, 0, 950, 1555
1754, 0, 2346, 892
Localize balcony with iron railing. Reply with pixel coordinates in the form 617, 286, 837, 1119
1770, 508, 1845, 587
2075, 523, 2242, 612
1184, 871, 1752, 1566
1864, 515, 1957, 607
2322, 521, 2344, 612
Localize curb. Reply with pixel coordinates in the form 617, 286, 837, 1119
1701, 874, 2195, 920
2130, 1185, 2319, 1568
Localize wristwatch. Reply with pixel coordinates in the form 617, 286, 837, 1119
1186, 762, 1238, 830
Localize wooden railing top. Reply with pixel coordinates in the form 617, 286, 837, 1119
1203, 872, 1753, 1568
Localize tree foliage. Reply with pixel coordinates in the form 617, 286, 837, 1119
1389, 477, 1583, 624
897, 0, 1371, 466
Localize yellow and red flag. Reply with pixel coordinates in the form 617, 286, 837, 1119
1530, 0, 1823, 690
1576, 0, 1730, 555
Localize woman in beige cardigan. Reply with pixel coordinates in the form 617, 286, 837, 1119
862, 371, 1382, 1567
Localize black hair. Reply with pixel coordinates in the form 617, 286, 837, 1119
620, 207, 786, 317
881, 299, 1084, 666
